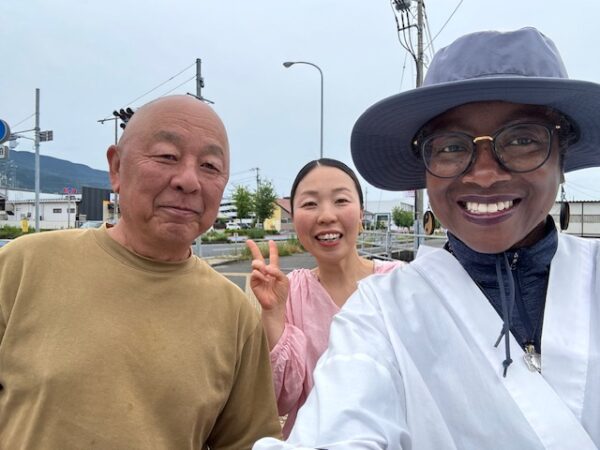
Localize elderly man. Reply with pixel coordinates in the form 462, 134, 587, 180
255, 28, 600, 449
0, 95, 281, 449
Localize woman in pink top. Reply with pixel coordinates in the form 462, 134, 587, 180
247, 158, 404, 437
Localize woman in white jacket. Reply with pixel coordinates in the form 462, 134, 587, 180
254, 27, 600, 450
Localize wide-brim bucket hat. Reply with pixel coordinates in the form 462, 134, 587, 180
351, 27, 600, 191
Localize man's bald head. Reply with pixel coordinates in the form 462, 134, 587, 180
106, 94, 231, 261
118, 95, 229, 153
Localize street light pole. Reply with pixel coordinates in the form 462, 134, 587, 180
413, 0, 425, 252
283, 61, 324, 159
34, 88, 40, 232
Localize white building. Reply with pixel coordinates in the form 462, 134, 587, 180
363, 198, 414, 230
550, 200, 600, 237
0, 189, 80, 230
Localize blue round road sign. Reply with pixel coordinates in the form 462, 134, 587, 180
0, 119, 10, 144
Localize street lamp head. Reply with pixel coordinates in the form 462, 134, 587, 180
283, 62, 295, 68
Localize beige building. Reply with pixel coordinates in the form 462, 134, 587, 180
263, 198, 293, 233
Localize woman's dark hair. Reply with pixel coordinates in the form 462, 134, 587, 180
289, 158, 364, 215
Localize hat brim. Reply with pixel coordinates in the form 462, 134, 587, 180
351, 77, 600, 191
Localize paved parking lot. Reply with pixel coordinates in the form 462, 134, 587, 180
211, 253, 317, 311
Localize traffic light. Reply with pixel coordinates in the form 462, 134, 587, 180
113, 107, 136, 129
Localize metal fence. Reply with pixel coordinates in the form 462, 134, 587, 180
357, 230, 447, 261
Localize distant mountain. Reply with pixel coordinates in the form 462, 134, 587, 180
6, 150, 111, 193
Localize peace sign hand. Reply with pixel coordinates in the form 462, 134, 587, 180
246, 239, 290, 312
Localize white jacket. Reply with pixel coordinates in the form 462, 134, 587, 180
254, 233, 600, 449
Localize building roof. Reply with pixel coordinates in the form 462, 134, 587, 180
276, 198, 291, 214
1, 188, 81, 202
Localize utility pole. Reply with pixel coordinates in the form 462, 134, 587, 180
196, 58, 204, 99
34, 88, 40, 232
413, 0, 425, 253
189, 58, 213, 104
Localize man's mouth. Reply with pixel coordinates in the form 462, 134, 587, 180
161, 205, 200, 215
316, 233, 341, 242
462, 200, 517, 214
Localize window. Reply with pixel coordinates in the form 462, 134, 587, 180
69, 208, 75, 213
53, 208, 62, 213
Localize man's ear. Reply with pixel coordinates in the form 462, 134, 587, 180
107, 145, 121, 193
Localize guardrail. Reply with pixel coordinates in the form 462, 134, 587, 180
192, 230, 448, 261
357, 230, 447, 261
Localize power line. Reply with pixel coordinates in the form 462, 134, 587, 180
565, 180, 600, 199
123, 62, 196, 106
423, 3, 436, 61
230, 168, 259, 177
399, 50, 409, 91
389, 1, 418, 67
160, 74, 196, 97
425, 0, 463, 52
11, 113, 35, 128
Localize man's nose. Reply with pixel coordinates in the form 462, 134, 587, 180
171, 163, 201, 193
461, 139, 511, 188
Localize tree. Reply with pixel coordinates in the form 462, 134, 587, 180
232, 185, 253, 220
254, 181, 278, 227
392, 206, 414, 228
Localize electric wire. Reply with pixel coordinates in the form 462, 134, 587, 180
564, 181, 600, 200
229, 177, 256, 185
423, 3, 436, 62
425, 0, 464, 52
566, 179, 600, 196
404, 13, 417, 59
400, 50, 409, 91
390, 2, 418, 69
160, 74, 197, 97
230, 168, 259, 177
10, 113, 35, 129
123, 62, 196, 106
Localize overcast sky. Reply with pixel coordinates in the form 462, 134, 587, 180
2, 0, 600, 205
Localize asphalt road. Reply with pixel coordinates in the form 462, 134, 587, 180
213, 252, 317, 296
214, 252, 317, 274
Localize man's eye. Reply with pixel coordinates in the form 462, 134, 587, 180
158, 154, 177, 161
201, 162, 220, 172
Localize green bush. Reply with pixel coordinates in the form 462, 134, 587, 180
0, 226, 25, 239
239, 239, 304, 260
265, 229, 280, 235
245, 228, 266, 240
200, 230, 228, 243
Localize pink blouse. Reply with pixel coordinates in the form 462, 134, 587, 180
270, 259, 405, 437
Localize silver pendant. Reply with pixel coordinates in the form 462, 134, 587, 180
523, 344, 541, 373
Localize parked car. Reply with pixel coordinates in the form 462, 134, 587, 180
226, 222, 241, 231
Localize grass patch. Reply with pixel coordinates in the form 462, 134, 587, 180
200, 230, 228, 243
0, 225, 32, 239
240, 239, 304, 260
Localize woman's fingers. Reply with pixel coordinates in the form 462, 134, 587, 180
246, 239, 264, 262
248, 239, 281, 271
268, 240, 280, 269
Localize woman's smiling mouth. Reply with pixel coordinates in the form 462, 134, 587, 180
463, 200, 515, 214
